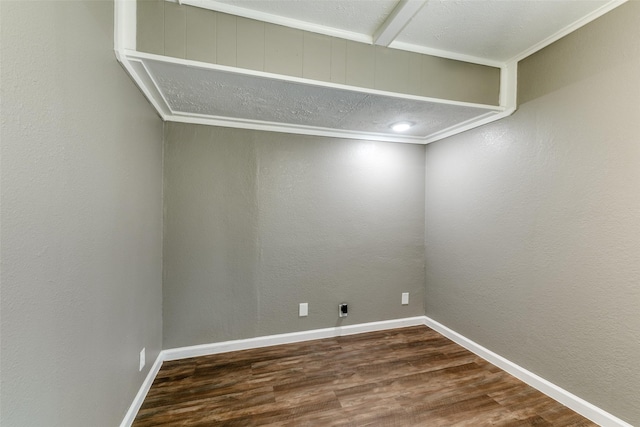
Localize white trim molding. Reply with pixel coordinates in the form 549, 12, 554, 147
119, 352, 163, 427
114, 0, 136, 52
507, 0, 628, 64
163, 317, 427, 361
373, 0, 427, 47
119, 317, 426, 427
115, 0, 629, 145
388, 40, 504, 68
114, 0, 514, 145
115, 50, 507, 145
120, 316, 633, 427
423, 316, 634, 427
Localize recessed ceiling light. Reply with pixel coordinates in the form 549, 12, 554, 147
391, 121, 414, 132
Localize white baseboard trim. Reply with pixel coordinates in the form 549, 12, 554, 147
121, 316, 632, 427
120, 316, 424, 426
119, 352, 164, 427
162, 316, 426, 361
422, 316, 633, 427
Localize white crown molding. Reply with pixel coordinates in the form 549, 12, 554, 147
422, 111, 502, 144
167, 113, 429, 144
508, 0, 628, 64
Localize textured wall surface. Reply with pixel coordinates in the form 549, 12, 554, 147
424, 2, 640, 424
0, 2, 163, 426
163, 123, 425, 348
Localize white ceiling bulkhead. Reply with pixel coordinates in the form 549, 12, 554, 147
114, 0, 626, 144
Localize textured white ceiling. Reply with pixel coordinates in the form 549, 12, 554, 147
201, 0, 617, 63
396, 0, 612, 62
143, 59, 498, 138
213, 0, 399, 35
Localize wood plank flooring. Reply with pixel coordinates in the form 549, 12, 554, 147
133, 326, 596, 426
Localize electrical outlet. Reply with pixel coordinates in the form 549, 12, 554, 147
339, 303, 348, 317
299, 302, 308, 317
139, 348, 146, 372
402, 292, 409, 305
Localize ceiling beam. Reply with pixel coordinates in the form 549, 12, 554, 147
373, 0, 427, 47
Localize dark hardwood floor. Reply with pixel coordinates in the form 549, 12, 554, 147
133, 326, 596, 426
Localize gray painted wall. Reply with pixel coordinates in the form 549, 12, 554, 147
163, 123, 425, 348
0, 1, 163, 426
424, 2, 640, 424
2, 0, 637, 425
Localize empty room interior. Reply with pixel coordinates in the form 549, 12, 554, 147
1, 0, 639, 426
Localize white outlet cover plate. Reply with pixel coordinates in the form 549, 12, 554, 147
402, 293, 409, 305
299, 303, 308, 317
139, 348, 146, 371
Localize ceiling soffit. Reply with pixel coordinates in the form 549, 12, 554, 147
114, 0, 625, 144
122, 52, 505, 143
